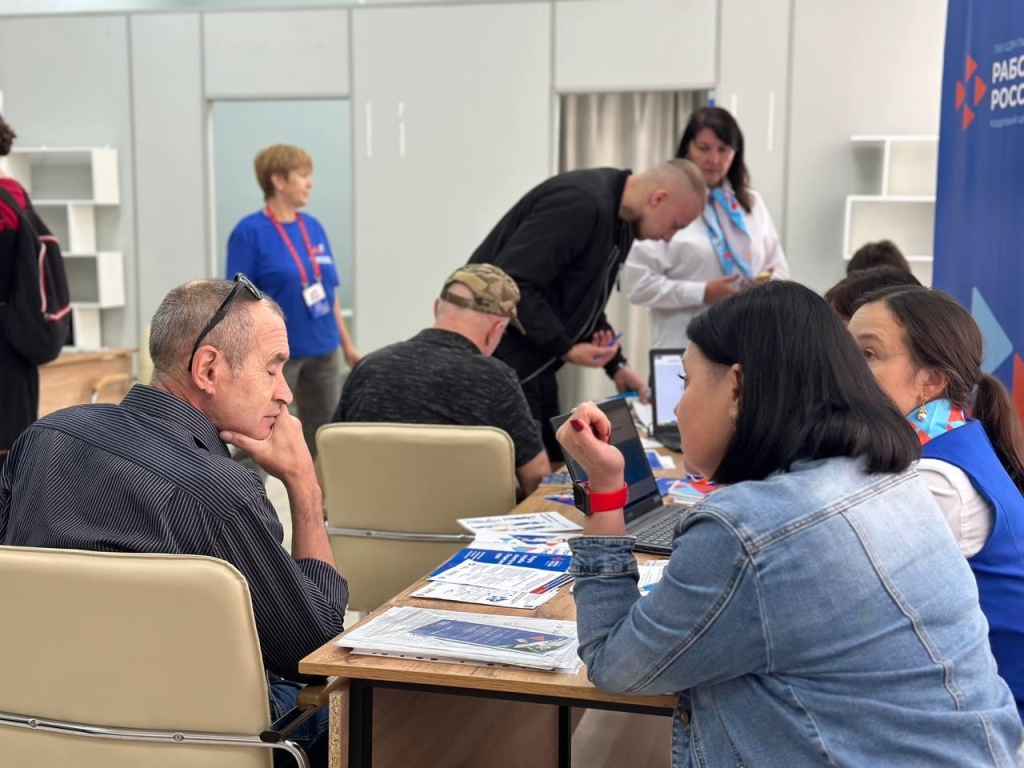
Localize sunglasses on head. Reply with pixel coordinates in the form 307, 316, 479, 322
187, 273, 264, 373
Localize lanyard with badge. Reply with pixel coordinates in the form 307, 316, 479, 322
265, 206, 332, 320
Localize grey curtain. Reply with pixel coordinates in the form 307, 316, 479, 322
556, 90, 706, 406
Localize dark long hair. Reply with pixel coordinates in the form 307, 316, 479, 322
855, 286, 1024, 495
677, 106, 751, 213
825, 266, 921, 323
0, 113, 16, 157
687, 281, 919, 484
848, 240, 910, 275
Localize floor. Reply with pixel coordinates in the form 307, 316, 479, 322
571, 710, 672, 767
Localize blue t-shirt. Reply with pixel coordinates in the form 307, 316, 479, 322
226, 210, 341, 359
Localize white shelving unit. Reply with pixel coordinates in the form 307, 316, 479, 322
843, 135, 937, 285
1, 147, 123, 348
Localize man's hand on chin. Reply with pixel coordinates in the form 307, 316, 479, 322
220, 412, 314, 484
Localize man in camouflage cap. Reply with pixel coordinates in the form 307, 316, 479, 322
332, 263, 550, 495
439, 264, 526, 334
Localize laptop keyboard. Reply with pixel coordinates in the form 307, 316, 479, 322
636, 514, 680, 548
656, 431, 681, 452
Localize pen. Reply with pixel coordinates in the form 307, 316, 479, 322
604, 390, 639, 401
593, 333, 623, 362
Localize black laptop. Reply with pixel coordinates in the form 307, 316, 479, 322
550, 398, 689, 556
648, 348, 685, 452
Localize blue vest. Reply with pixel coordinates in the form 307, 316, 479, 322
923, 420, 1024, 721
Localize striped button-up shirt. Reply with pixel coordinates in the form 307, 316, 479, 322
0, 385, 347, 681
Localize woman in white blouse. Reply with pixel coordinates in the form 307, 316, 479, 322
847, 286, 1024, 720
623, 107, 790, 349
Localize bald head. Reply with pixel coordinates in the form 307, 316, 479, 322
621, 158, 707, 242
646, 158, 707, 202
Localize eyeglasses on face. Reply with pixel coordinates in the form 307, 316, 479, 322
187, 273, 264, 373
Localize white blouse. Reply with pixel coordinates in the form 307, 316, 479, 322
916, 458, 994, 558
622, 189, 790, 349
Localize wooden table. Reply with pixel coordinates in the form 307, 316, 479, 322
38, 348, 134, 416
301, 454, 685, 768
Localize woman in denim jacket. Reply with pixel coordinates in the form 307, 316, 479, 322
559, 281, 1024, 767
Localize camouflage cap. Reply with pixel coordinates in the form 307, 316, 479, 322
440, 264, 525, 334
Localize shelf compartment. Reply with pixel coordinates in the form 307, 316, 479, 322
850, 135, 938, 197
4, 147, 119, 204
844, 197, 935, 262
63, 252, 124, 308
2, 146, 125, 349
70, 306, 103, 350
31, 202, 98, 254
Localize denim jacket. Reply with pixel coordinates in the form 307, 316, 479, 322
569, 457, 1024, 767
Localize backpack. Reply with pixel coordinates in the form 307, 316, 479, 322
0, 185, 72, 365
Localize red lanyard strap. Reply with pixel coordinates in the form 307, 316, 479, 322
265, 206, 321, 286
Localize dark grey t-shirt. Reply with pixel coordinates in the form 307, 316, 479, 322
334, 328, 544, 468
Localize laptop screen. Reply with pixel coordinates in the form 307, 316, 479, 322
551, 399, 661, 523
650, 349, 686, 429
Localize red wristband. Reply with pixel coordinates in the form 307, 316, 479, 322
573, 481, 629, 515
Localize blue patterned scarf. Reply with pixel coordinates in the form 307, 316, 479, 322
702, 186, 753, 281
906, 398, 969, 446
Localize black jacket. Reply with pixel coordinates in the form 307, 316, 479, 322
468, 168, 634, 383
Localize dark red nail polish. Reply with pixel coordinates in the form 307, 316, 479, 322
570, 419, 585, 432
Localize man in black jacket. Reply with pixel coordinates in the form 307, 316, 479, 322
468, 159, 706, 457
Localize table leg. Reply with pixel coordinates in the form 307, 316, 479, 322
349, 680, 374, 768
559, 705, 572, 768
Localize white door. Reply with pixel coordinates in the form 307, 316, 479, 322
351, 2, 552, 352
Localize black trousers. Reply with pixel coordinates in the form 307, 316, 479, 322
519, 370, 562, 460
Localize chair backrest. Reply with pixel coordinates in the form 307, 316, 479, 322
137, 323, 153, 385
317, 423, 518, 611
0, 547, 272, 767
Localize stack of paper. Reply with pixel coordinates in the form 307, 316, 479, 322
412, 537, 573, 610
337, 606, 581, 672
638, 560, 669, 596
656, 475, 717, 506
543, 488, 575, 505
456, 511, 581, 535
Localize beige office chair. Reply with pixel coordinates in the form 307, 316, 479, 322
317, 423, 518, 612
137, 323, 154, 386
0, 547, 320, 767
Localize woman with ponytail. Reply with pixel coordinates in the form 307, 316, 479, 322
849, 286, 1024, 722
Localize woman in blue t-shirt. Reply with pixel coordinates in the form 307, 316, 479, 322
227, 144, 360, 458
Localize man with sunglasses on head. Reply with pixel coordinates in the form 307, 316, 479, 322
0, 276, 345, 767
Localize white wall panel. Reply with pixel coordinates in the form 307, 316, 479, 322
784, 0, 947, 292
131, 13, 206, 324
204, 9, 350, 99
555, 0, 717, 92
352, 2, 552, 352
717, 0, 791, 232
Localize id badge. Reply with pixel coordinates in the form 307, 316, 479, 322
302, 281, 332, 320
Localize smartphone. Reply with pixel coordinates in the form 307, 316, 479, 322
605, 332, 623, 347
